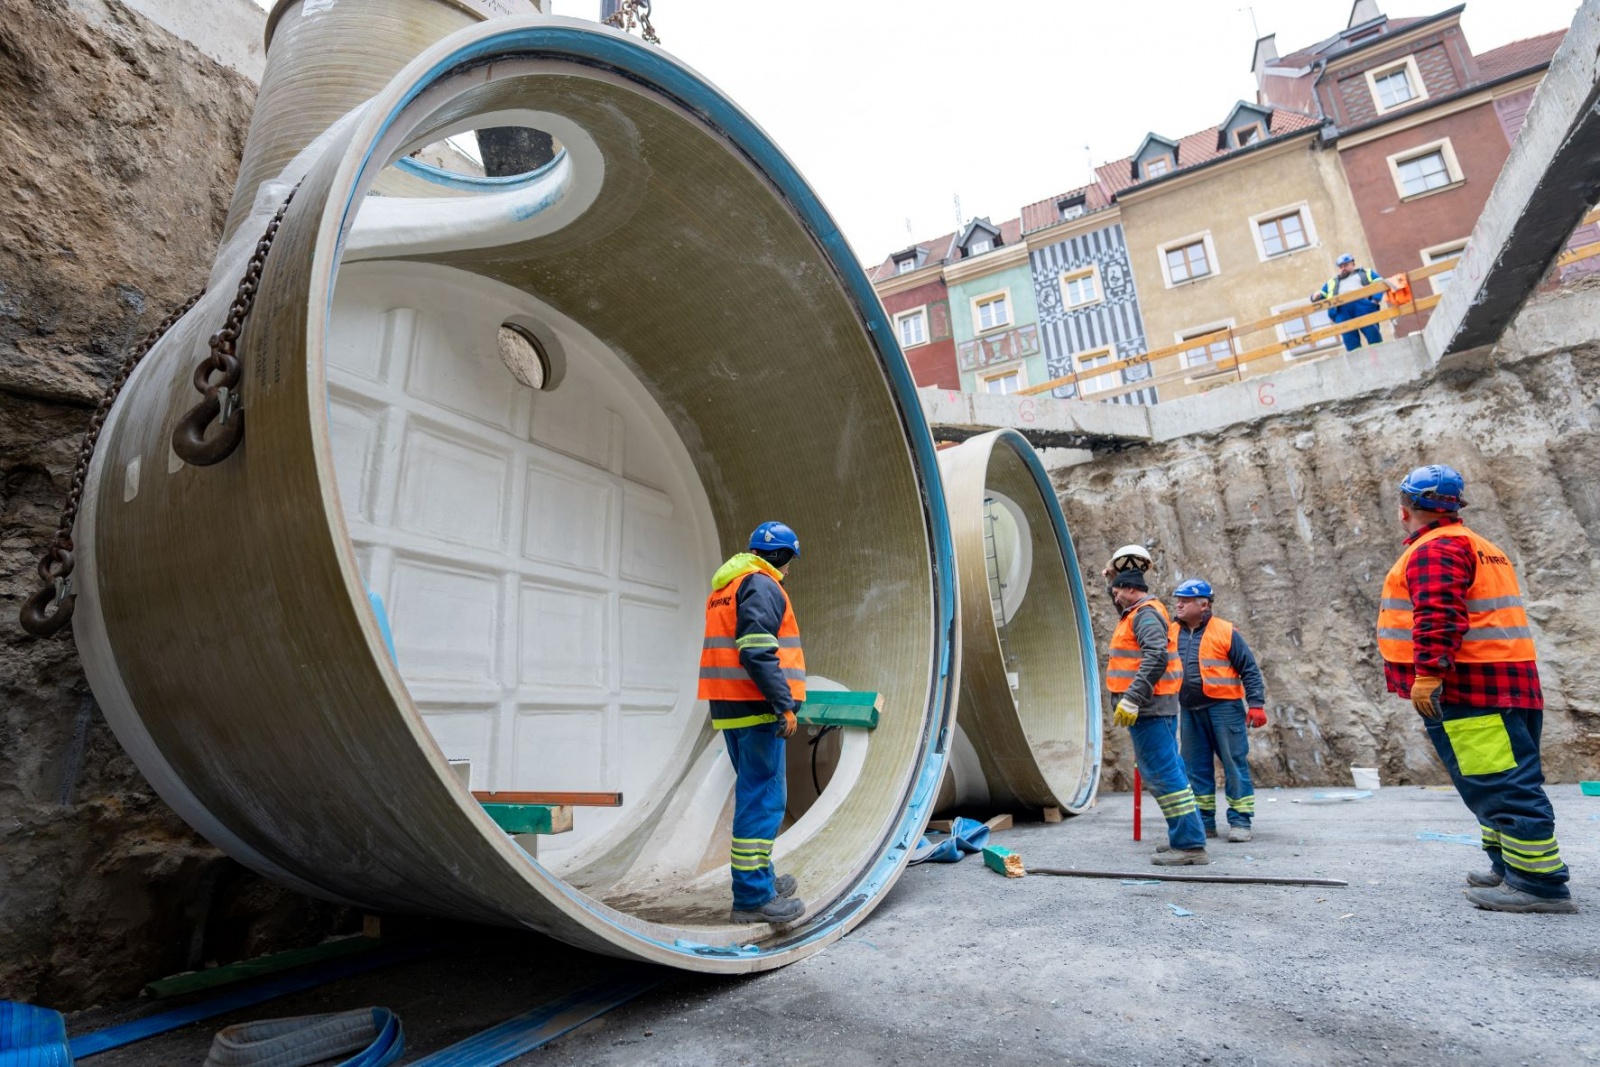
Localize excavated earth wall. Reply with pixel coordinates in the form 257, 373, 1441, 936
1, 0, 352, 1009
1059, 312, 1600, 792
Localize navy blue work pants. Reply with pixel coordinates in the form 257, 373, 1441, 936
1128, 714, 1207, 851
722, 721, 788, 909
1180, 699, 1255, 829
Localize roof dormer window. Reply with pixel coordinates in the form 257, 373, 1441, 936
1234, 124, 1263, 147
1144, 156, 1171, 178
1058, 194, 1087, 221
967, 238, 992, 257
896, 257, 916, 274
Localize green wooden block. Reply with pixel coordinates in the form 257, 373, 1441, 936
795, 690, 881, 729
480, 803, 573, 835
982, 844, 1025, 878
143, 935, 382, 999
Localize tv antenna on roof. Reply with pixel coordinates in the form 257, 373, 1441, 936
953, 194, 963, 231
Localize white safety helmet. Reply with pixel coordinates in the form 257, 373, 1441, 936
1109, 543, 1153, 573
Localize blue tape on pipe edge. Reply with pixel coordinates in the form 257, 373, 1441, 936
0, 1000, 71, 1067
324, 22, 960, 966
410, 970, 665, 1067
394, 148, 566, 192
68, 941, 433, 1058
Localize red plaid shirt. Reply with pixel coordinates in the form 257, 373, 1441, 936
1382, 517, 1543, 710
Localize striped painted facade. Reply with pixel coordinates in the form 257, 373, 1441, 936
1029, 222, 1158, 405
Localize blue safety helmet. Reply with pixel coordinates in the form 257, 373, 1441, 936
1336, 253, 1355, 266
749, 521, 801, 557
1399, 464, 1467, 512
1173, 578, 1214, 600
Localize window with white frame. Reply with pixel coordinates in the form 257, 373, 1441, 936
1422, 240, 1469, 296
1389, 139, 1462, 199
1060, 267, 1101, 308
1144, 156, 1172, 178
1366, 56, 1427, 113
968, 238, 992, 257
1272, 299, 1339, 359
896, 308, 927, 347
1178, 324, 1235, 370
974, 292, 1010, 331
1075, 347, 1119, 395
895, 257, 916, 275
1256, 209, 1310, 257
980, 367, 1023, 394
1059, 199, 1086, 221
1162, 235, 1214, 285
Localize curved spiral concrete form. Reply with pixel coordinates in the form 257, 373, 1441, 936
937, 430, 1102, 814
71, 3, 958, 971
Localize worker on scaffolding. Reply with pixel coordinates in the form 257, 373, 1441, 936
1171, 579, 1267, 843
1104, 561, 1210, 866
1378, 465, 1575, 914
697, 521, 808, 925
1311, 253, 1384, 351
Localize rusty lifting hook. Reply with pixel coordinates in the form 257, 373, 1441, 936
171, 185, 298, 468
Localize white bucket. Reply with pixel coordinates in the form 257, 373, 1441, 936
1350, 767, 1381, 791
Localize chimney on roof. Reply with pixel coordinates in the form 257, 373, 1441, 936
1347, 0, 1382, 30
1252, 33, 1278, 96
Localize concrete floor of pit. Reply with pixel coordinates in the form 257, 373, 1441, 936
72, 785, 1600, 1066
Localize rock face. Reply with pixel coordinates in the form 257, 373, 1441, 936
1, 0, 350, 1009
1057, 324, 1600, 793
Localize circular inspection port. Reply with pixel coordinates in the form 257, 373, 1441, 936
498, 323, 553, 390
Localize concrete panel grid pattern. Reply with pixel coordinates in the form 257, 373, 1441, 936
1029, 222, 1157, 405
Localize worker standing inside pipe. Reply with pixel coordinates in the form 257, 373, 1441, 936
1171, 580, 1267, 844
697, 522, 808, 925
1105, 567, 1210, 866
1378, 465, 1576, 914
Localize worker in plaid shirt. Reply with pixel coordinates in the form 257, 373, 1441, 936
1377, 464, 1575, 913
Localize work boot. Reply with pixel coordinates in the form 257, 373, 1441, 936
1152, 848, 1210, 866
773, 873, 797, 899
1227, 826, 1252, 843
1465, 869, 1504, 888
731, 895, 805, 924
1464, 884, 1576, 914
1204, 825, 1219, 839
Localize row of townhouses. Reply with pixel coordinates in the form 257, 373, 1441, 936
870, 2, 1584, 405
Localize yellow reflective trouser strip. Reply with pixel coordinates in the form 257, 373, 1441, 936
1231, 795, 1256, 814
730, 836, 774, 872
1195, 794, 1217, 811
1156, 788, 1197, 818
1480, 825, 1501, 848
1498, 831, 1563, 873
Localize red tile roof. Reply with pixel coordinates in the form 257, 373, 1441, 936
1019, 183, 1114, 234
868, 231, 955, 283
1094, 108, 1319, 195
1475, 29, 1565, 81
1274, 16, 1426, 68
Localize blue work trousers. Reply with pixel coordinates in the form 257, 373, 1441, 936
1180, 699, 1255, 829
1423, 704, 1570, 899
1128, 715, 1207, 851
1330, 300, 1382, 350
722, 721, 788, 909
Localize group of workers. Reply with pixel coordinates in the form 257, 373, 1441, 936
698, 462, 1574, 928
1106, 463, 1575, 913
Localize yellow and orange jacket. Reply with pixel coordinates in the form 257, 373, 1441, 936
697, 553, 806, 730
1105, 596, 1181, 709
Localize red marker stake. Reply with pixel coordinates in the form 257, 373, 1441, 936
1133, 765, 1142, 842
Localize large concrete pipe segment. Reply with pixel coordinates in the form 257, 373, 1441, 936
70, 11, 958, 971
936, 430, 1102, 814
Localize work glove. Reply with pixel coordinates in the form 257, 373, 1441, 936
778, 709, 798, 738
1310, 292, 1324, 302
1246, 706, 1267, 729
1112, 698, 1140, 728
1410, 675, 1444, 718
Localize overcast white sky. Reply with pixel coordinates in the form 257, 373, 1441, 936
254, 1, 1580, 264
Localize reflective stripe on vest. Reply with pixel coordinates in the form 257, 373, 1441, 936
1106, 597, 1182, 695
1169, 616, 1244, 700
1376, 524, 1536, 666
697, 565, 807, 703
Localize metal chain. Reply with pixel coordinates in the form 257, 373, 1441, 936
18, 289, 205, 637
603, 0, 659, 44
171, 184, 298, 468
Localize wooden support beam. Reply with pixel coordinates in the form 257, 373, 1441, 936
796, 690, 881, 729
479, 803, 574, 835
472, 791, 623, 807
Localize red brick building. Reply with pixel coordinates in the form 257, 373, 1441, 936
867, 233, 960, 389
1254, 2, 1565, 334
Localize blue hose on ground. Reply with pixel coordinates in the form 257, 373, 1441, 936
907, 816, 990, 865
204, 1007, 402, 1067
0, 1000, 71, 1067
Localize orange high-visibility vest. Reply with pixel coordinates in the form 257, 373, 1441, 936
697, 566, 806, 705
1376, 524, 1536, 666
1170, 617, 1244, 700
1106, 597, 1181, 696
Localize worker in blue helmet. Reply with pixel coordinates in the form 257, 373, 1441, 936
1170, 579, 1267, 844
697, 521, 807, 925
1378, 465, 1574, 913
1311, 252, 1384, 351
